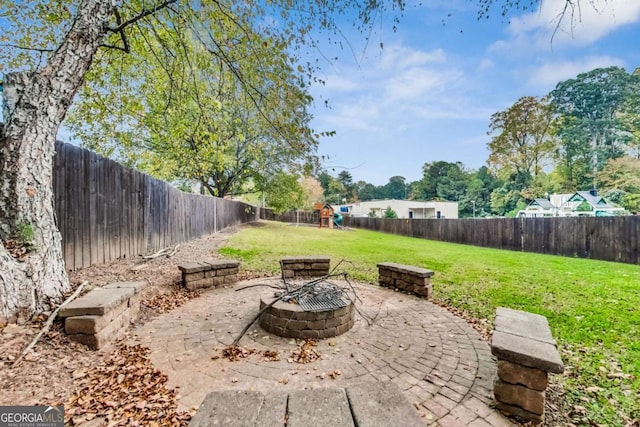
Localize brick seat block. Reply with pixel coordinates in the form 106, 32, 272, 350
178, 259, 240, 290
377, 262, 434, 298
62, 281, 147, 350
59, 287, 134, 318
491, 307, 564, 424
280, 256, 330, 278
377, 262, 435, 278
281, 256, 330, 264
178, 260, 240, 274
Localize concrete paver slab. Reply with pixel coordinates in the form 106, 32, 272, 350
59, 288, 133, 317
188, 390, 264, 426
491, 330, 564, 373
287, 388, 353, 427
347, 381, 423, 427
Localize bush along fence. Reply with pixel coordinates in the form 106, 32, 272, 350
53, 142, 258, 270
265, 210, 640, 265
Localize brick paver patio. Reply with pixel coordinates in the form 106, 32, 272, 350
131, 278, 515, 426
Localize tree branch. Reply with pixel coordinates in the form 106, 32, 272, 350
99, 43, 128, 52
111, 6, 131, 53
108, 0, 178, 33
0, 43, 53, 53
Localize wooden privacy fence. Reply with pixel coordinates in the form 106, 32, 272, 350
260, 208, 319, 224
53, 142, 258, 270
265, 211, 640, 265
343, 216, 639, 264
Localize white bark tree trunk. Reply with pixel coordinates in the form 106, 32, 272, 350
0, 0, 114, 323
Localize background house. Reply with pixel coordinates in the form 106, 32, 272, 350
334, 199, 459, 219
518, 191, 626, 218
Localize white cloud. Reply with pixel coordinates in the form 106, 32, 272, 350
313, 43, 485, 136
491, 0, 640, 52
377, 46, 446, 71
527, 55, 626, 88
478, 58, 494, 71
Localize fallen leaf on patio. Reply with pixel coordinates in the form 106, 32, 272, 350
262, 350, 280, 362
222, 345, 255, 361
143, 289, 201, 314
327, 369, 341, 379
59, 344, 190, 426
424, 374, 445, 387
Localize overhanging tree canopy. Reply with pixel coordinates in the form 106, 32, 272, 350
0, 0, 600, 322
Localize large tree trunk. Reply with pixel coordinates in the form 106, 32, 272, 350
0, 0, 113, 323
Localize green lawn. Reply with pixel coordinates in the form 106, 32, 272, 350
220, 221, 640, 425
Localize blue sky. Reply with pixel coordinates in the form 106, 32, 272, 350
308, 0, 640, 185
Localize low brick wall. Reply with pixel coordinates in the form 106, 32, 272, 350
178, 260, 240, 290
491, 307, 564, 423
259, 295, 355, 339
280, 256, 330, 278
60, 281, 146, 349
377, 262, 434, 298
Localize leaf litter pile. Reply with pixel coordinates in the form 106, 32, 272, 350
62, 344, 190, 426
221, 344, 255, 361
142, 287, 202, 314
290, 339, 320, 364
219, 340, 320, 364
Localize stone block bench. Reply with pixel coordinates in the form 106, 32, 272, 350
60, 281, 146, 350
491, 307, 564, 424
189, 382, 423, 427
377, 262, 434, 298
280, 256, 330, 278
178, 260, 240, 290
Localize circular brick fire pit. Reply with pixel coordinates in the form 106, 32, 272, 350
259, 294, 355, 339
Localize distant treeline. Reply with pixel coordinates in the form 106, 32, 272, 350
318, 66, 640, 218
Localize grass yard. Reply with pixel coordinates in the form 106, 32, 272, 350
221, 221, 640, 426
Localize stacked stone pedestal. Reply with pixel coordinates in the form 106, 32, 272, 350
280, 256, 330, 278
491, 307, 564, 423
60, 281, 146, 350
377, 262, 434, 298
178, 260, 240, 290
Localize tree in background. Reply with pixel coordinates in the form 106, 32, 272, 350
67, 14, 318, 199
298, 177, 324, 210
262, 172, 305, 214
487, 96, 556, 190
464, 166, 499, 217
318, 171, 346, 204
355, 180, 379, 201
383, 206, 398, 219
383, 176, 408, 199
550, 67, 640, 190
337, 171, 355, 202
598, 157, 640, 212
416, 161, 470, 201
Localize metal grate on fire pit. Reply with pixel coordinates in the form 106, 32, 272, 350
298, 292, 348, 312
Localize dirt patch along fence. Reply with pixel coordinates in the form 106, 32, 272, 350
53, 141, 258, 270
264, 210, 639, 265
